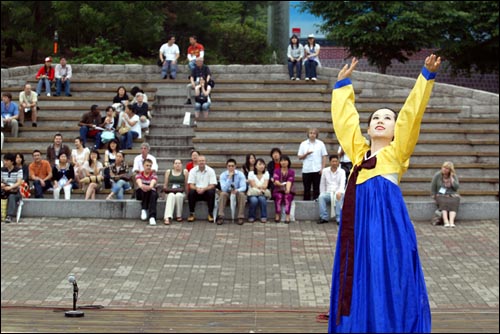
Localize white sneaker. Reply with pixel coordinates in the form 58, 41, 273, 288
47, 93, 51, 96
312, 77, 317, 81
295, 78, 300, 81
149, 217, 157, 226
141, 209, 147, 221
305, 77, 310, 81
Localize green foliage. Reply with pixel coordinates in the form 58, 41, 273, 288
302, 1, 436, 73
70, 37, 133, 64
433, 1, 499, 75
302, 1, 499, 75
210, 21, 270, 64
2, 1, 271, 65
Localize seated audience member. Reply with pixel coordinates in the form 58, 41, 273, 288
163, 159, 188, 225
217, 159, 247, 225
29, 149, 53, 198
130, 86, 148, 104
267, 147, 282, 192
15, 153, 30, 184
117, 104, 141, 150
54, 57, 72, 97
106, 151, 132, 200
185, 57, 211, 105
101, 106, 118, 146
317, 154, 346, 225
131, 92, 150, 135
1, 93, 19, 138
1, 153, 23, 224
103, 139, 120, 188
187, 155, 217, 223
71, 136, 90, 184
159, 35, 180, 80
247, 158, 270, 223
79, 149, 104, 200
272, 155, 295, 224
46, 133, 71, 167
186, 150, 200, 172
303, 34, 321, 81
18, 83, 39, 127
52, 152, 75, 200
193, 77, 212, 125
186, 35, 205, 72
132, 143, 158, 174
35, 56, 55, 96
112, 86, 130, 105
242, 153, 256, 180
287, 34, 304, 80
431, 161, 460, 228
135, 158, 158, 226
78, 104, 103, 149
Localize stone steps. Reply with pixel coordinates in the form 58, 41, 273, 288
2, 64, 498, 215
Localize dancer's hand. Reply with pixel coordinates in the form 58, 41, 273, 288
425, 54, 441, 72
338, 57, 359, 81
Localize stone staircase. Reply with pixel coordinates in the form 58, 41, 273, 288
1, 64, 498, 220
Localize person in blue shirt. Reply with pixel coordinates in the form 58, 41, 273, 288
1, 93, 19, 138
217, 158, 247, 225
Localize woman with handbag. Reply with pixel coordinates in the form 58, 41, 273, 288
272, 155, 295, 224
247, 158, 270, 223
163, 159, 188, 225
118, 104, 141, 150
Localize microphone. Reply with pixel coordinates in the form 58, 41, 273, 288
65, 275, 84, 317
68, 275, 78, 293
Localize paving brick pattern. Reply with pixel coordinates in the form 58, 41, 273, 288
1, 218, 498, 312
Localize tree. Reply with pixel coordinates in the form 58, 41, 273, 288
302, 1, 499, 75
434, 1, 499, 75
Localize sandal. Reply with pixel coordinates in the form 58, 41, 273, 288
176, 217, 183, 222
164, 218, 171, 225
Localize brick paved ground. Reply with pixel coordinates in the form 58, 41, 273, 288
1, 218, 498, 313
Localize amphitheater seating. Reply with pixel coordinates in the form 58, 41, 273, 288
1, 65, 498, 220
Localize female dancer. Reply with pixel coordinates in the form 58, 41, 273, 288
328, 54, 441, 333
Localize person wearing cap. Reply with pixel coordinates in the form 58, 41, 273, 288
54, 57, 72, 97
35, 57, 55, 96
78, 104, 103, 149
304, 34, 321, 81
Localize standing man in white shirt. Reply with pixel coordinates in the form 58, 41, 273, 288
318, 154, 345, 225
159, 35, 180, 80
54, 57, 72, 96
297, 127, 328, 201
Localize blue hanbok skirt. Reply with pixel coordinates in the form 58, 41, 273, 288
328, 176, 431, 333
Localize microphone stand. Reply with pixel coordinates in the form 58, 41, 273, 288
65, 281, 84, 317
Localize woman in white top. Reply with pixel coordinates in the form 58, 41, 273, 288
118, 104, 141, 149
287, 34, 304, 80
304, 34, 321, 81
71, 136, 90, 183
246, 158, 270, 223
